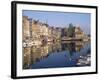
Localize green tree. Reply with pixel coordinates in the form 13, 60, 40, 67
67, 23, 75, 37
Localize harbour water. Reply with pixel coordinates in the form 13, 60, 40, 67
23, 41, 91, 69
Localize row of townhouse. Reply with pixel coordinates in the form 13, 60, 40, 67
23, 16, 89, 45
23, 16, 61, 45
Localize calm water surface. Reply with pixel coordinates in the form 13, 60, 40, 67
23, 41, 91, 69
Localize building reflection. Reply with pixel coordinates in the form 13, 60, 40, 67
23, 41, 86, 69
61, 41, 85, 52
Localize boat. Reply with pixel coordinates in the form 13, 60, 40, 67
77, 54, 91, 66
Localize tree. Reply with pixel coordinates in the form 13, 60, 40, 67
67, 23, 75, 37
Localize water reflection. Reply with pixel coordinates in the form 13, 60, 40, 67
23, 41, 91, 69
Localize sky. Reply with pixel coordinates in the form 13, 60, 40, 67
23, 10, 91, 34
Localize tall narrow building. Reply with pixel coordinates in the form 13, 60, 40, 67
22, 16, 30, 41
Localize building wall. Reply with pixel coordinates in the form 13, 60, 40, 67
74, 27, 84, 39
42, 24, 48, 36
22, 16, 30, 41
31, 20, 41, 39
